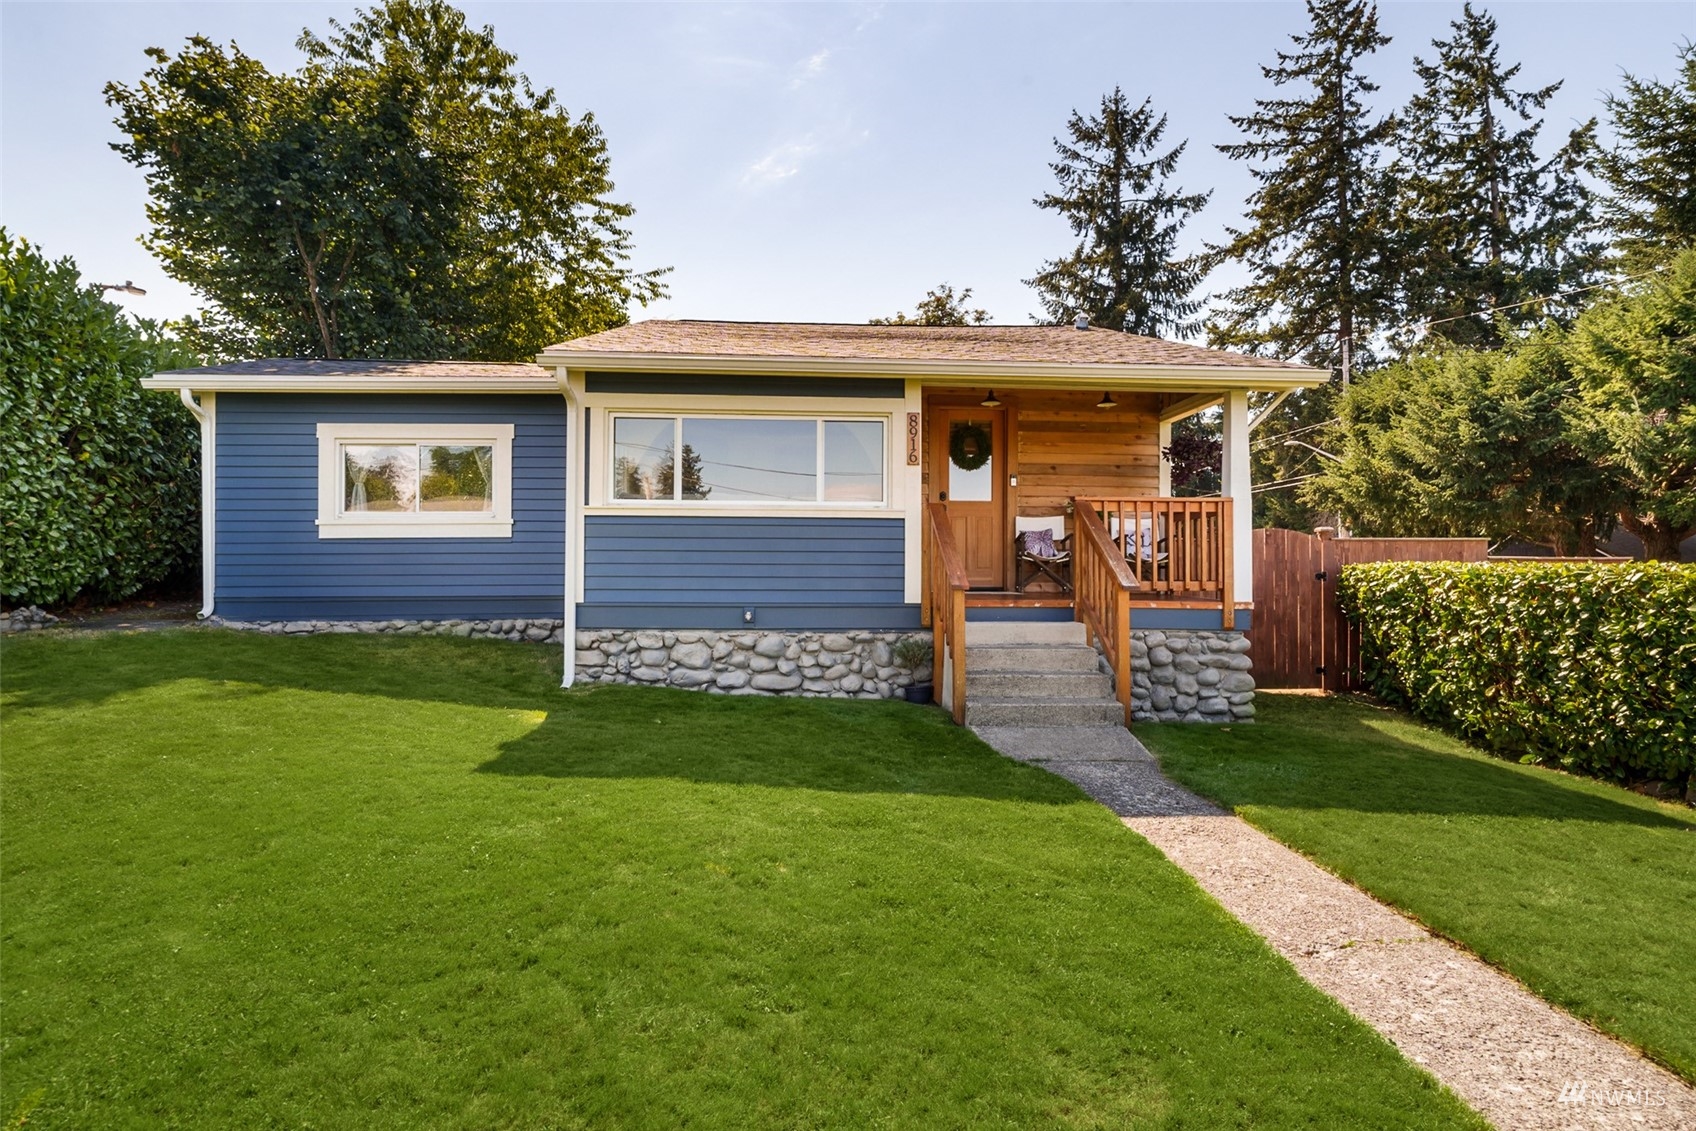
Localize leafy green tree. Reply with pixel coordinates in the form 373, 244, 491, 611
1025, 88, 1210, 337
1305, 339, 1620, 552
1392, 3, 1603, 347
106, 0, 666, 362
1, 230, 202, 605
1247, 386, 1343, 530
1596, 42, 1696, 270
871, 283, 991, 326
1209, 0, 1397, 382
1565, 245, 1696, 559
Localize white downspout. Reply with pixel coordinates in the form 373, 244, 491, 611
179, 388, 216, 619
560, 376, 581, 689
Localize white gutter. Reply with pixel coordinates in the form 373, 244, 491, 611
559, 373, 582, 689
178, 388, 216, 619
142, 375, 556, 394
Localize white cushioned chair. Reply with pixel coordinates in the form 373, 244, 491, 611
1014, 515, 1072, 593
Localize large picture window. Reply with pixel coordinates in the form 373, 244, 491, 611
611, 415, 885, 505
316, 423, 513, 538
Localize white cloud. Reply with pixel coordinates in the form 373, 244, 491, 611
789, 48, 831, 89
743, 138, 820, 186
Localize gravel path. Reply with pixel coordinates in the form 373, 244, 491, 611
972, 724, 1696, 1131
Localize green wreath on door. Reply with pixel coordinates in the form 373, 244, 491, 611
949, 422, 993, 471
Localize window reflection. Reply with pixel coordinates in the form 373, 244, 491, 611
420, 445, 493, 512
824, 420, 884, 501
610, 416, 886, 504
613, 417, 675, 500
344, 445, 418, 512
684, 418, 815, 501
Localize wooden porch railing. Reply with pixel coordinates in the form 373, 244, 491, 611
921, 502, 970, 725
1075, 497, 1235, 630
1071, 504, 1139, 728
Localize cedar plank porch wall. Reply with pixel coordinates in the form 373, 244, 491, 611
1011, 391, 1160, 516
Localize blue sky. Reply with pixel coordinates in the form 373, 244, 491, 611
2, 1, 1689, 335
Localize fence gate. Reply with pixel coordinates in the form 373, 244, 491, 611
1251, 530, 1488, 690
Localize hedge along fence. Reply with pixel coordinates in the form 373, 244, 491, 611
1338, 561, 1696, 786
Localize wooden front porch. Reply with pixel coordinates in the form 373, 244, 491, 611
918, 387, 1252, 727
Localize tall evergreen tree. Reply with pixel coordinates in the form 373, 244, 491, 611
1597, 42, 1696, 271
1392, 3, 1603, 348
1025, 89, 1210, 337
1209, 0, 1396, 384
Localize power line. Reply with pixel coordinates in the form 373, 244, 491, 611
1405, 264, 1669, 335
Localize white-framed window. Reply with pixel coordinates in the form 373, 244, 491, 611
314, 423, 514, 538
610, 414, 886, 506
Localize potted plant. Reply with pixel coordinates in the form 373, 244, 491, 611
892, 636, 935, 704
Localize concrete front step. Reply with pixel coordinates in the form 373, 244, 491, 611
966, 669, 1114, 699
964, 620, 1087, 646
965, 643, 1102, 673
964, 696, 1126, 728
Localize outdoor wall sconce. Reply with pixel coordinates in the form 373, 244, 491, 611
1096, 392, 1118, 409
980, 390, 1002, 408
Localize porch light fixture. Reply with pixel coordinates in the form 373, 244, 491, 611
1096, 391, 1117, 409
980, 390, 1002, 408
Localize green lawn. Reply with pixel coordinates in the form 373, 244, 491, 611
0, 631, 1483, 1129
1139, 693, 1696, 1084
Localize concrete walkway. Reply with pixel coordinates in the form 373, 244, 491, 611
972, 724, 1696, 1131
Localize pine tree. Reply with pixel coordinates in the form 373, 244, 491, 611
1025, 89, 1210, 337
1392, 3, 1604, 348
1597, 42, 1696, 271
1209, 0, 1396, 384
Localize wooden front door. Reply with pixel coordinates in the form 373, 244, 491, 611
931, 407, 1006, 588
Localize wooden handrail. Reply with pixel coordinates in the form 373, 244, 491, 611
1071, 504, 1139, 728
1075, 496, 1236, 630
922, 502, 970, 724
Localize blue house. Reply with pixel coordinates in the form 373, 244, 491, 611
144, 320, 1323, 724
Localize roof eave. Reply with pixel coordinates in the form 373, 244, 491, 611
535, 349, 1326, 390
140, 375, 560, 394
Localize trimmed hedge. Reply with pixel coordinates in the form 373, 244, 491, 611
1, 230, 200, 607
1339, 561, 1696, 785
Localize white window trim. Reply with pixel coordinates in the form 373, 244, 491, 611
315, 422, 514, 539
605, 411, 890, 509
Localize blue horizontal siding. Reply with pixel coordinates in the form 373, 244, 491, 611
581, 514, 912, 629
216, 393, 566, 621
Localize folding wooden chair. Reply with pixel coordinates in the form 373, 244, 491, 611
1014, 516, 1073, 593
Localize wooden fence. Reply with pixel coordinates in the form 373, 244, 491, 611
1251, 529, 1488, 690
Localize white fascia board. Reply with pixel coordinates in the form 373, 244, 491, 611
140, 376, 559, 394
535, 350, 1327, 390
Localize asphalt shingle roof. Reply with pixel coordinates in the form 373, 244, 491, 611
547, 320, 1310, 371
